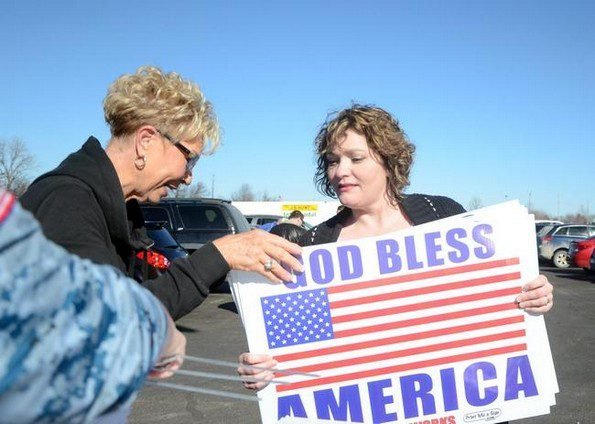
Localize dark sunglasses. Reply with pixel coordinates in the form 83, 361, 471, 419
156, 129, 200, 172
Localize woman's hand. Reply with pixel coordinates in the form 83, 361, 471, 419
150, 313, 187, 379
516, 274, 554, 315
237, 352, 277, 391
213, 230, 303, 283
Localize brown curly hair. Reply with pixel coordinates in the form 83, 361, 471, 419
314, 104, 415, 205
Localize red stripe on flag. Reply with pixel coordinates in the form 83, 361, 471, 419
276, 344, 527, 392
332, 287, 520, 324
334, 302, 518, 338
278, 330, 526, 375
274, 315, 525, 362
328, 258, 520, 295
331, 272, 521, 309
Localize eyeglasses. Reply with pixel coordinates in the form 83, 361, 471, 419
156, 129, 200, 173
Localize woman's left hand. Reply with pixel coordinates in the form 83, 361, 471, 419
516, 274, 553, 314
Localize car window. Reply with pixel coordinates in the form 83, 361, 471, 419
554, 227, 569, 236
178, 205, 228, 229
537, 225, 554, 237
146, 227, 179, 248
567, 226, 588, 237
142, 206, 172, 230
589, 226, 595, 236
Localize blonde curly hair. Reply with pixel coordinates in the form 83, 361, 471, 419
103, 66, 219, 154
314, 104, 415, 205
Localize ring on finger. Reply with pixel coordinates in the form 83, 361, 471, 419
264, 259, 274, 272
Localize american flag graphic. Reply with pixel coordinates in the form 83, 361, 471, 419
261, 257, 527, 393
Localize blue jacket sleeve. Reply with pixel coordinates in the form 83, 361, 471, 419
0, 192, 169, 423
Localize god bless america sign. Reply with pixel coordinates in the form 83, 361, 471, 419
231, 202, 558, 424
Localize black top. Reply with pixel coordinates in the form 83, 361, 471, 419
299, 194, 466, 246
20, 137, 230, 320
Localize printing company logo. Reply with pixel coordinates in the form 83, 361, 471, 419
464, 408, 502, 422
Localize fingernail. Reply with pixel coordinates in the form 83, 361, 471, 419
515, 296, 522, 303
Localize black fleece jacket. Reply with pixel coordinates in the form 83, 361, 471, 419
299, 194, 466, 246
20, 137, 230, 320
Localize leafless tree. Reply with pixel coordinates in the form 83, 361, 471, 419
529, 208, 551, 220
0, 138, 36, 196
169, 181, 207, 198
231, 183, 255, 201
467, 196, 483, 211
260, 191, 279, 201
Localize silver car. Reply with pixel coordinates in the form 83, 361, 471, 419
538, 224, 595, 268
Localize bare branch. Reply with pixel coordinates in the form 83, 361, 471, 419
0, 138, 36, 196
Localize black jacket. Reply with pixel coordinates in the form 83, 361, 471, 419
20, 137, 230, 320
299, 194, 466, 246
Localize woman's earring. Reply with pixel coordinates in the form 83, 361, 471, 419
134, 155, 146, 171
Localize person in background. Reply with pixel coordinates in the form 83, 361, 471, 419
258, 210, 305, 232
269, 221, 307, 244
20, 66, 303, 321
238, 105, 554, 396
0, 189, 185, 423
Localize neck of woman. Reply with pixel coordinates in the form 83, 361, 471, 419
105, 138, 139, 202
340, 197, 412, 241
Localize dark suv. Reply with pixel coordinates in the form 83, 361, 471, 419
140, 198, 251, 253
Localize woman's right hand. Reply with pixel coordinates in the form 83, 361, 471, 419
237, 352, 277, 390
213, 230, 303, 283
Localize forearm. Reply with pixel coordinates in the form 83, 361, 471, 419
142, 242, 230, 320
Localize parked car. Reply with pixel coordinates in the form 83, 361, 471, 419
140, 198, 251, 253
535, 220, 564, 234
134, 221, 189, 280
245, 214, 313, 230
538, 224, 595, 268
568, 236, 595, 273
245, 214, 283, 229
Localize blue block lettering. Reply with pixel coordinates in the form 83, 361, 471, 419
376, 239, 402, 274
314, 384, 363, 422
405, 236, 424, 270
472, 224, 495, 259
310, 249, 334, 284
278, 394, 307, 419
440, 368, 459, 411
504, 355, 539, 400
464, 362, 498, 406
445, 228, 469, 263
425, 231, 444, 267
338, 245, 363, 281
368, 379, 398, 423
400, 373, 436, 418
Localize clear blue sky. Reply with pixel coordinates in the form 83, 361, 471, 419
2, 0, 593, 217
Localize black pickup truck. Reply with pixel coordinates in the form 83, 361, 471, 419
140, 198, 251, 253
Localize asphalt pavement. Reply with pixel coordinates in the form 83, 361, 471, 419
130, 266, 595, 424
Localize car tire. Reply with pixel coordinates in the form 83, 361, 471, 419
552, 249, 570, 269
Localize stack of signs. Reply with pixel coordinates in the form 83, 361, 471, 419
230, 201, 558, 424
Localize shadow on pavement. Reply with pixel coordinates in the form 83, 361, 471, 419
218, 301, 238, 314
176, 324, 200, 333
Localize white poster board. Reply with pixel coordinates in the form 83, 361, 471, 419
231, 202, 558, 424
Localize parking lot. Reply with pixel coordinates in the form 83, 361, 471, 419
130, 266, 595, 424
